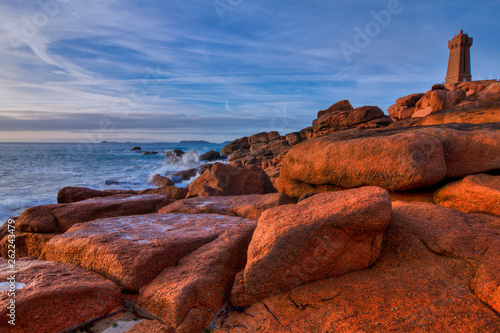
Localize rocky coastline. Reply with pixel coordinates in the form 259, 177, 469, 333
1, 81, 499, 333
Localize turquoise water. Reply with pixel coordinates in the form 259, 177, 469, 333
0, 142, 224, 222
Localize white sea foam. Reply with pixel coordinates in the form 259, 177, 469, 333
0, 142, 224, 222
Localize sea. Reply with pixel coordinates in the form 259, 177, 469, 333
0, 141, 225, 223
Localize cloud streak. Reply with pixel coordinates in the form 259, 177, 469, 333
0, 0, 499, 142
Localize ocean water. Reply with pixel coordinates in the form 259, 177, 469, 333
0, 142, 224, 222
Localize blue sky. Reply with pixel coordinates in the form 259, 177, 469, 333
0, 0, 498, 143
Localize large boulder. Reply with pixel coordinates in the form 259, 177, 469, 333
396, 93, 425, 107
434, 174, 500, 216
57, 186, 135, 203
285, 132, 302, 146
0, 258, 121, 333
312, 105, 386, 135
388, 104, 417, 120
137, 226, 255, 332
478, 82, 500, 101
221, 137, 250, 155
267, 131, 281, 141
419, 125, 500, 178
456, 81, 488, 92
389, 93, 426, 120
387, 103, 401, 118
159, 193, 295, 220
430, 89, 466, 111
216, 202, 500, 332
388, 93, 425, 120
415, 91, 432, 110
228, 149, 249, 162
138, 186, 189, 200
317, 100, 353, 119
278, 123, 500, 198
165, 149, 185, 163
15, 194, 173, 234
169, 168, 198, 182
41, 213, 256, 292
249, 132, 271, 144
148, 174, 175, 187
199, 150, 221, 161
299, 127, 314, 139
187, 162, 275, 198
231, 187, 392, 306
279, 130, 446, 197
246, 132, 285, 154
347, 106, 385, 125
415, 100, 500, 125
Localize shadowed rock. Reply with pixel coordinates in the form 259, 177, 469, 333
148, 174, 175, 187
57, 186, 135, 203
158, 193, 295, 220
199, 150, 221, 161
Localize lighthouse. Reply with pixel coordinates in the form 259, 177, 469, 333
445, 29, 473, 85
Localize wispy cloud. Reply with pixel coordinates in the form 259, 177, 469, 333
0, 0, 499, 142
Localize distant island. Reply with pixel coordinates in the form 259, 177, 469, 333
101, 140, 224, 144
179, 140, 214, 144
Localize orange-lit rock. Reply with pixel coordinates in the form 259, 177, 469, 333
216, 202, 500, 332
15, 194, 172, 233
279, 130, 446, 197
317, 99, 353, 119
231, 187, 391, 306
41, 213, 255, 292
137, 226, 254, 332
0, 231, 58, 258
138, 186, 189, 200
278, 123, 500, 198
0, 258, 120, 333
430, 89, 466, 111
187, 163, 275, 198
434, 173, 500, 216
478, 82, 500, 101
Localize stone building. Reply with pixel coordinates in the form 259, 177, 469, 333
445, 29, 473, 85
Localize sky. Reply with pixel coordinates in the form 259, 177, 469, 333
0, 0, 499, 143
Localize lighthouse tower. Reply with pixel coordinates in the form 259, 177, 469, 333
445, 29, 473, 85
